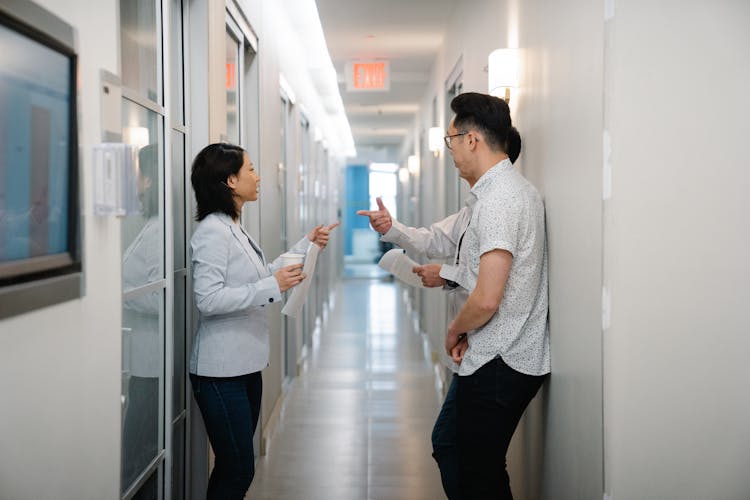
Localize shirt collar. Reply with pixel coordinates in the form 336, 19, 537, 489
469, 158, 513, 200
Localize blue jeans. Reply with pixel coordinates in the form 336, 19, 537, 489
190, 372, 262, 500
456, 357, 546, 500
432, 373, 459, 500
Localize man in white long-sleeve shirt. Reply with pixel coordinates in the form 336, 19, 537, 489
358, 92, 549, 500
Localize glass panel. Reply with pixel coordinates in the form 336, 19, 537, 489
279, 97, 288, 247
120, 0, 159, 103
172, 274, 186, 416
225, 30, 240, 144
171, 131, 185, 269
122, 101, 164, 292
132, 466, 159, 500
171, 419, 185, 500
170, 0, 184, 125
122, 289, 164, 493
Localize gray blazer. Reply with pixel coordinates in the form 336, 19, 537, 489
189, 212, 309, 377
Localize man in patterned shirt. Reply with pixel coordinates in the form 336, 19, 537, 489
358, 92, 550, 499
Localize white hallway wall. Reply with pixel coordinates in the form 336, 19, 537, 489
0, 1, 121, 499
513, 0, 605, 498
604, 1, 750, 498
415, 0, 750, 499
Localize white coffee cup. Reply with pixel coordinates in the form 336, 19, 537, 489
278, 252, 304, 268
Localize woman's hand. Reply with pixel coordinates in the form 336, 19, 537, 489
412, 264, 446, 288
307, 221, 340, 249
274, 264, 305, 292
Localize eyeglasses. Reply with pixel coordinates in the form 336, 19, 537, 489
444, 132, 468, 150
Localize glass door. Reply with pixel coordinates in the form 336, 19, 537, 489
280, 92, 294, 383
119, 0, 165, 498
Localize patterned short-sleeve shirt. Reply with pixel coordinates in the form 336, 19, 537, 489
455, 159, 550, 376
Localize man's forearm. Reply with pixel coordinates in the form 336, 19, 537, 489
448, 293, 497, 338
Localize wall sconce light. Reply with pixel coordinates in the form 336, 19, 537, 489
488, 48, 519, 103
428, 127, 443, 157
407, 154, 420, 175
398, 167, 409, 184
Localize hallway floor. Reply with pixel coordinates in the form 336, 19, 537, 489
247, 271, 447, 499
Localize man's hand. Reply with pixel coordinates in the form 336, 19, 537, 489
356, 197, 392, 235
308, 222, 340, 249
450, 335, 468, 364
412, 264, 446, 288
445, 323, 464, 356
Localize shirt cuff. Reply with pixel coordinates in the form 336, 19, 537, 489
381, 219, 405, 243
251, 275, 282, 307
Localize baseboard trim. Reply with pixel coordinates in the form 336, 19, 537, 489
260, 389, 286, 456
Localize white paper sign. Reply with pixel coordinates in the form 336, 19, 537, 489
281, 243, 320, 318
377, 249, 425, 288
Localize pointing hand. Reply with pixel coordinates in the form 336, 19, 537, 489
356, 197, 392, 235
308, 221, 341, 249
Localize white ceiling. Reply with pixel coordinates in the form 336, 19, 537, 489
315, 0, 454, 150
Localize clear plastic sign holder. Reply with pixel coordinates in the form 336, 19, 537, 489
92, 143, 140, 216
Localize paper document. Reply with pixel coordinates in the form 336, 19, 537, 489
281, 243, 320, 318
377, 249, 425, 288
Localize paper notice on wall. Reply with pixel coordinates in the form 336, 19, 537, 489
377, 249, 425, 288
281, 243, 320, 318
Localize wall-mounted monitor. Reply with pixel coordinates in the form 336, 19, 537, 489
0, 0, 81, 320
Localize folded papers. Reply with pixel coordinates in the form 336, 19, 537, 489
377, 249, 425, 288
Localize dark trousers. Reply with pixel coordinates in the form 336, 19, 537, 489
190, 372, 263, 500
432, 374, 459, 499
457, 357, 546, 500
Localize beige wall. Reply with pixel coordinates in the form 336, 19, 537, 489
0, 1, 122, 499
513, 0, 605, 498
604, 1, 750, 498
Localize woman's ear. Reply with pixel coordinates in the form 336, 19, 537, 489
225, 174, 237, 189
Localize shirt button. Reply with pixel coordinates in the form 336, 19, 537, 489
269, 297, 274, 303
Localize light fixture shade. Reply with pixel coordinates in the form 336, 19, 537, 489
407, 155, 420, 175
398, 167, 409, 183
428, 127, 443, 153
124, 127, 150, 149
488, 48, 519, 97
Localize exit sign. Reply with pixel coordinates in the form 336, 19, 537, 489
346, 60, 390, 92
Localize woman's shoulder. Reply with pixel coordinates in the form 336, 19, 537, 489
193, 213, 233, 240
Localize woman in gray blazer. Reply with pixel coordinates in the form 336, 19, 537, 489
189, 143, 337, 499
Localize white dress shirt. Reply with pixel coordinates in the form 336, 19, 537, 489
384, 159, 550, 376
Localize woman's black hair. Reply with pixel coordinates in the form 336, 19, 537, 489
191, 143, 246, 221
450, 92, 522, 163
